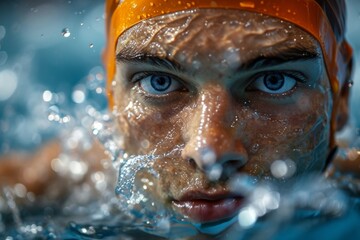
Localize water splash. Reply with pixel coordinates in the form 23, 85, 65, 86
2, 187, 23, 230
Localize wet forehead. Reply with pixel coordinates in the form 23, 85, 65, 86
116, 9, 321, 69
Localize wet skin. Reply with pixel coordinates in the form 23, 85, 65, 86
112, 9, 332, 223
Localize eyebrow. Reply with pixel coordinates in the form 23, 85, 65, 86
116, 46, 320, 73
240, 46, 321, 71
116, 53, 184, 73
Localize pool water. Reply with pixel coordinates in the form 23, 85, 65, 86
1, 0, 360, 239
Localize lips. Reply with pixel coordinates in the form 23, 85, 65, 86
172, 192, 244, 223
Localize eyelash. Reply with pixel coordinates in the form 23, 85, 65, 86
131, 71, 176, 83
131, 70, 308, 100
131, 71, 189, 104
246, 70, 308, 97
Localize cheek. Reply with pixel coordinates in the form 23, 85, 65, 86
115, 95, 184, 155
237, 89, 331, 173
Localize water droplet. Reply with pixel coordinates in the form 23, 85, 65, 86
0, 51, 8, 65
201, 148, 216, 166
80, 226, 96, 235
89, 43, 94, 48
156, 217, 170, 234
0, 69, 18, 101
192, 60, 201, 69
206, 164, 223, 181
62, 28, 71, 38
47, 105, 71, 124
42, 90, 53, 102
30, 7, 38, 13
229, 173, 256, 195
251, 143, 259, 153
270, 159, 296, 179
14, 183, 27, 198
0, 25, 6, 40
271, 160, 288, 178
243, 100, 251, 106
238, 206, 257, 228
348, 80, 354, 88
72, 89, 86, 104
141, 139, 150, 148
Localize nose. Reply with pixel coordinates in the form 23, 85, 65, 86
181, 84, 248, 177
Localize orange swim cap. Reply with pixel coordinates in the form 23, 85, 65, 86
104, 0, 353, 147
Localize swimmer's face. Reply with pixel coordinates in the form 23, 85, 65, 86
113, 9, 332, 223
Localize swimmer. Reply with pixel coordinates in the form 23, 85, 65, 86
1, 0, 360, 238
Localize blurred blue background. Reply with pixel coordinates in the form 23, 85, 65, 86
0, 0, 359, 154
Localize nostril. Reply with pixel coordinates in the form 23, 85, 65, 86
220, 153, 247, 167
222, 160, 245, 177
224, 159, 246, 169
187, 158, 197, 169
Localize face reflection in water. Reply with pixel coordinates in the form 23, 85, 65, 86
112, 9, 332, 225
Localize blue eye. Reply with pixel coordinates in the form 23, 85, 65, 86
252, 72, 297, 94
139, 74, 183, 95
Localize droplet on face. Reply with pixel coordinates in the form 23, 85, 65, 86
201, 148, 217, 166
72, 89, 86, 104
62, 28, 71, 37
270, 159, 296, 179
206, 164, 223, 181
228, 173, 256, 195
141, 139, 150, 149
192, 60, 202, 69
251, 143, 260, 153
